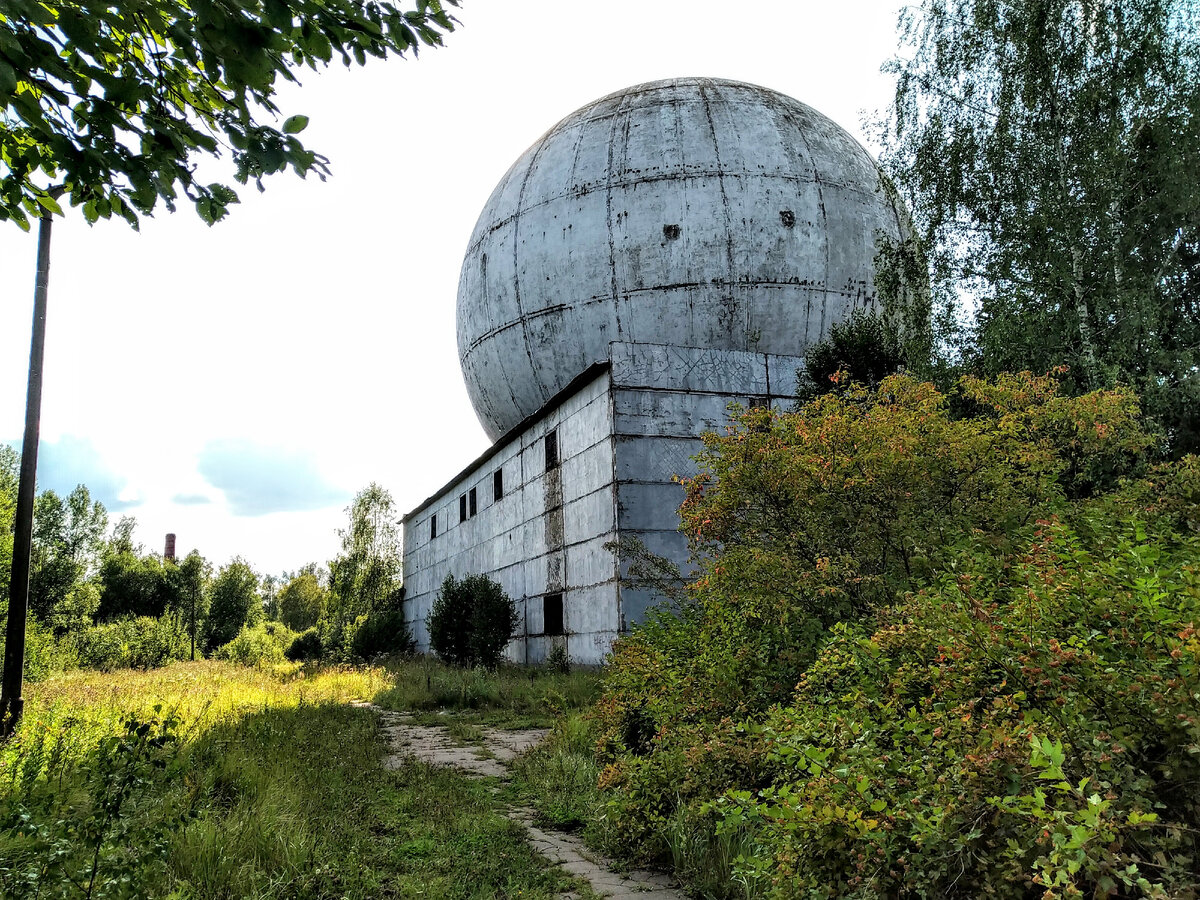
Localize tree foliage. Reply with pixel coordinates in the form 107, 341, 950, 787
0, 0, 458, 228
203, 558, 260, 652
880, 0, 1200, 452
709, 477, 1200, 897
28, 486, 107, 629
798, 311, 906, 399
428, 574, 518, 669
328, 483, 401, 623
591, 374, 1192, 893
0, 445, 16, 604
97, 550, 171, 621
277, 572, 326, 631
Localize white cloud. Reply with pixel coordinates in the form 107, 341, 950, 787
7, 434, 140, 510
171, 492, 213, 506
197, 439, 348, 517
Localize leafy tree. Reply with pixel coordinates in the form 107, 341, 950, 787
428, 574, 518, 669
107, 516, 138, 555
797, 311, 905, 399
96, 550, 170, 620
173, 550, 210, 660
260, 573, 281, 622
879, 0, 1200, 453
0, 445, 18, 606
2, 470, 106, 635
28, 486, 107, 628
203, 559, 260, 653
328, 483, 402, 624
0, 0, 459, 228
278, 573, 326, 632
47, 581, 100, 634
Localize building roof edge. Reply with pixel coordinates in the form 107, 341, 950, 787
402, 362, 611, 524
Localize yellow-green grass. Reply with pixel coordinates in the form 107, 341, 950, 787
1, 661, 587, 899
374, 657, 603, 727
3, 661, 382, 789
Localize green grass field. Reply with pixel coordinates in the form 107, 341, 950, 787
0, 660, 599, 899
374, 656, 602, 727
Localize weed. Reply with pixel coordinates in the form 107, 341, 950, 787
511, 713, 601, 831
1, 660, 585, 899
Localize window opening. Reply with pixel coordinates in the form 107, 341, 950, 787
469, 487, 477, 518
545, 429, 559, 471
459, 494, 467, 523
543, 593, 564, 636
430, 515, 437, 540
493, 469, 504, 502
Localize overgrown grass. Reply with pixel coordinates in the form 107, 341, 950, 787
509, 712, 750, 895
374, 657, 602, 727
510, 713, 602, 831
1, 660, 589, 899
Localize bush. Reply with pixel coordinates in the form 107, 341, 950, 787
797, 309, 905, 398
73, 616, 188, 671
706, 488, 1200, 898
350, 607, 414, 661
589, 373, 1196, 896
203, 559, 261, 653
13, 616, 79, 681
427, 574, 518, 669
285, 627, 323, 662
546, 641, 570, 674
215, 621, 296, 667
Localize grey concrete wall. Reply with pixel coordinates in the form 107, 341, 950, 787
402, 342, 808, 662
402, 369, 619, 666
609, 342, 804, 628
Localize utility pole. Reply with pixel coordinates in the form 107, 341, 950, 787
1, 213, 53, 737
191, 581, 197, 661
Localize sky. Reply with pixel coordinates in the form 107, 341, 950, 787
0, 0, 907, 576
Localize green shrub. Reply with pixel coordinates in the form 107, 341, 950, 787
73, 616, 188, 671
545, 641, 570, 674
73, 621, 126, 671
704, 487, 1200, 898
215, 621, 296, 667
350, 607, 413, 660
14, 616, 79, 681
427, 574, 518, 669
797, 309, 905, 398
312, 613, 389, 664
590, 373, 1194, 897
284, 628, 323, 662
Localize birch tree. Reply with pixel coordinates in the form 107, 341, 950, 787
880, 0, 1200, 452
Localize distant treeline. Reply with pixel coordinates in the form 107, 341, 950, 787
0, 464, 410, 676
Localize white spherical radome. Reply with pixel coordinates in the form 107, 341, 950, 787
457, 77, 904, 441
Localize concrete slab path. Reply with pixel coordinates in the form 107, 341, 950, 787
354, 702, 685, 899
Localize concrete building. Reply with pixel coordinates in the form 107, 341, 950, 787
402, 77, 905, 665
